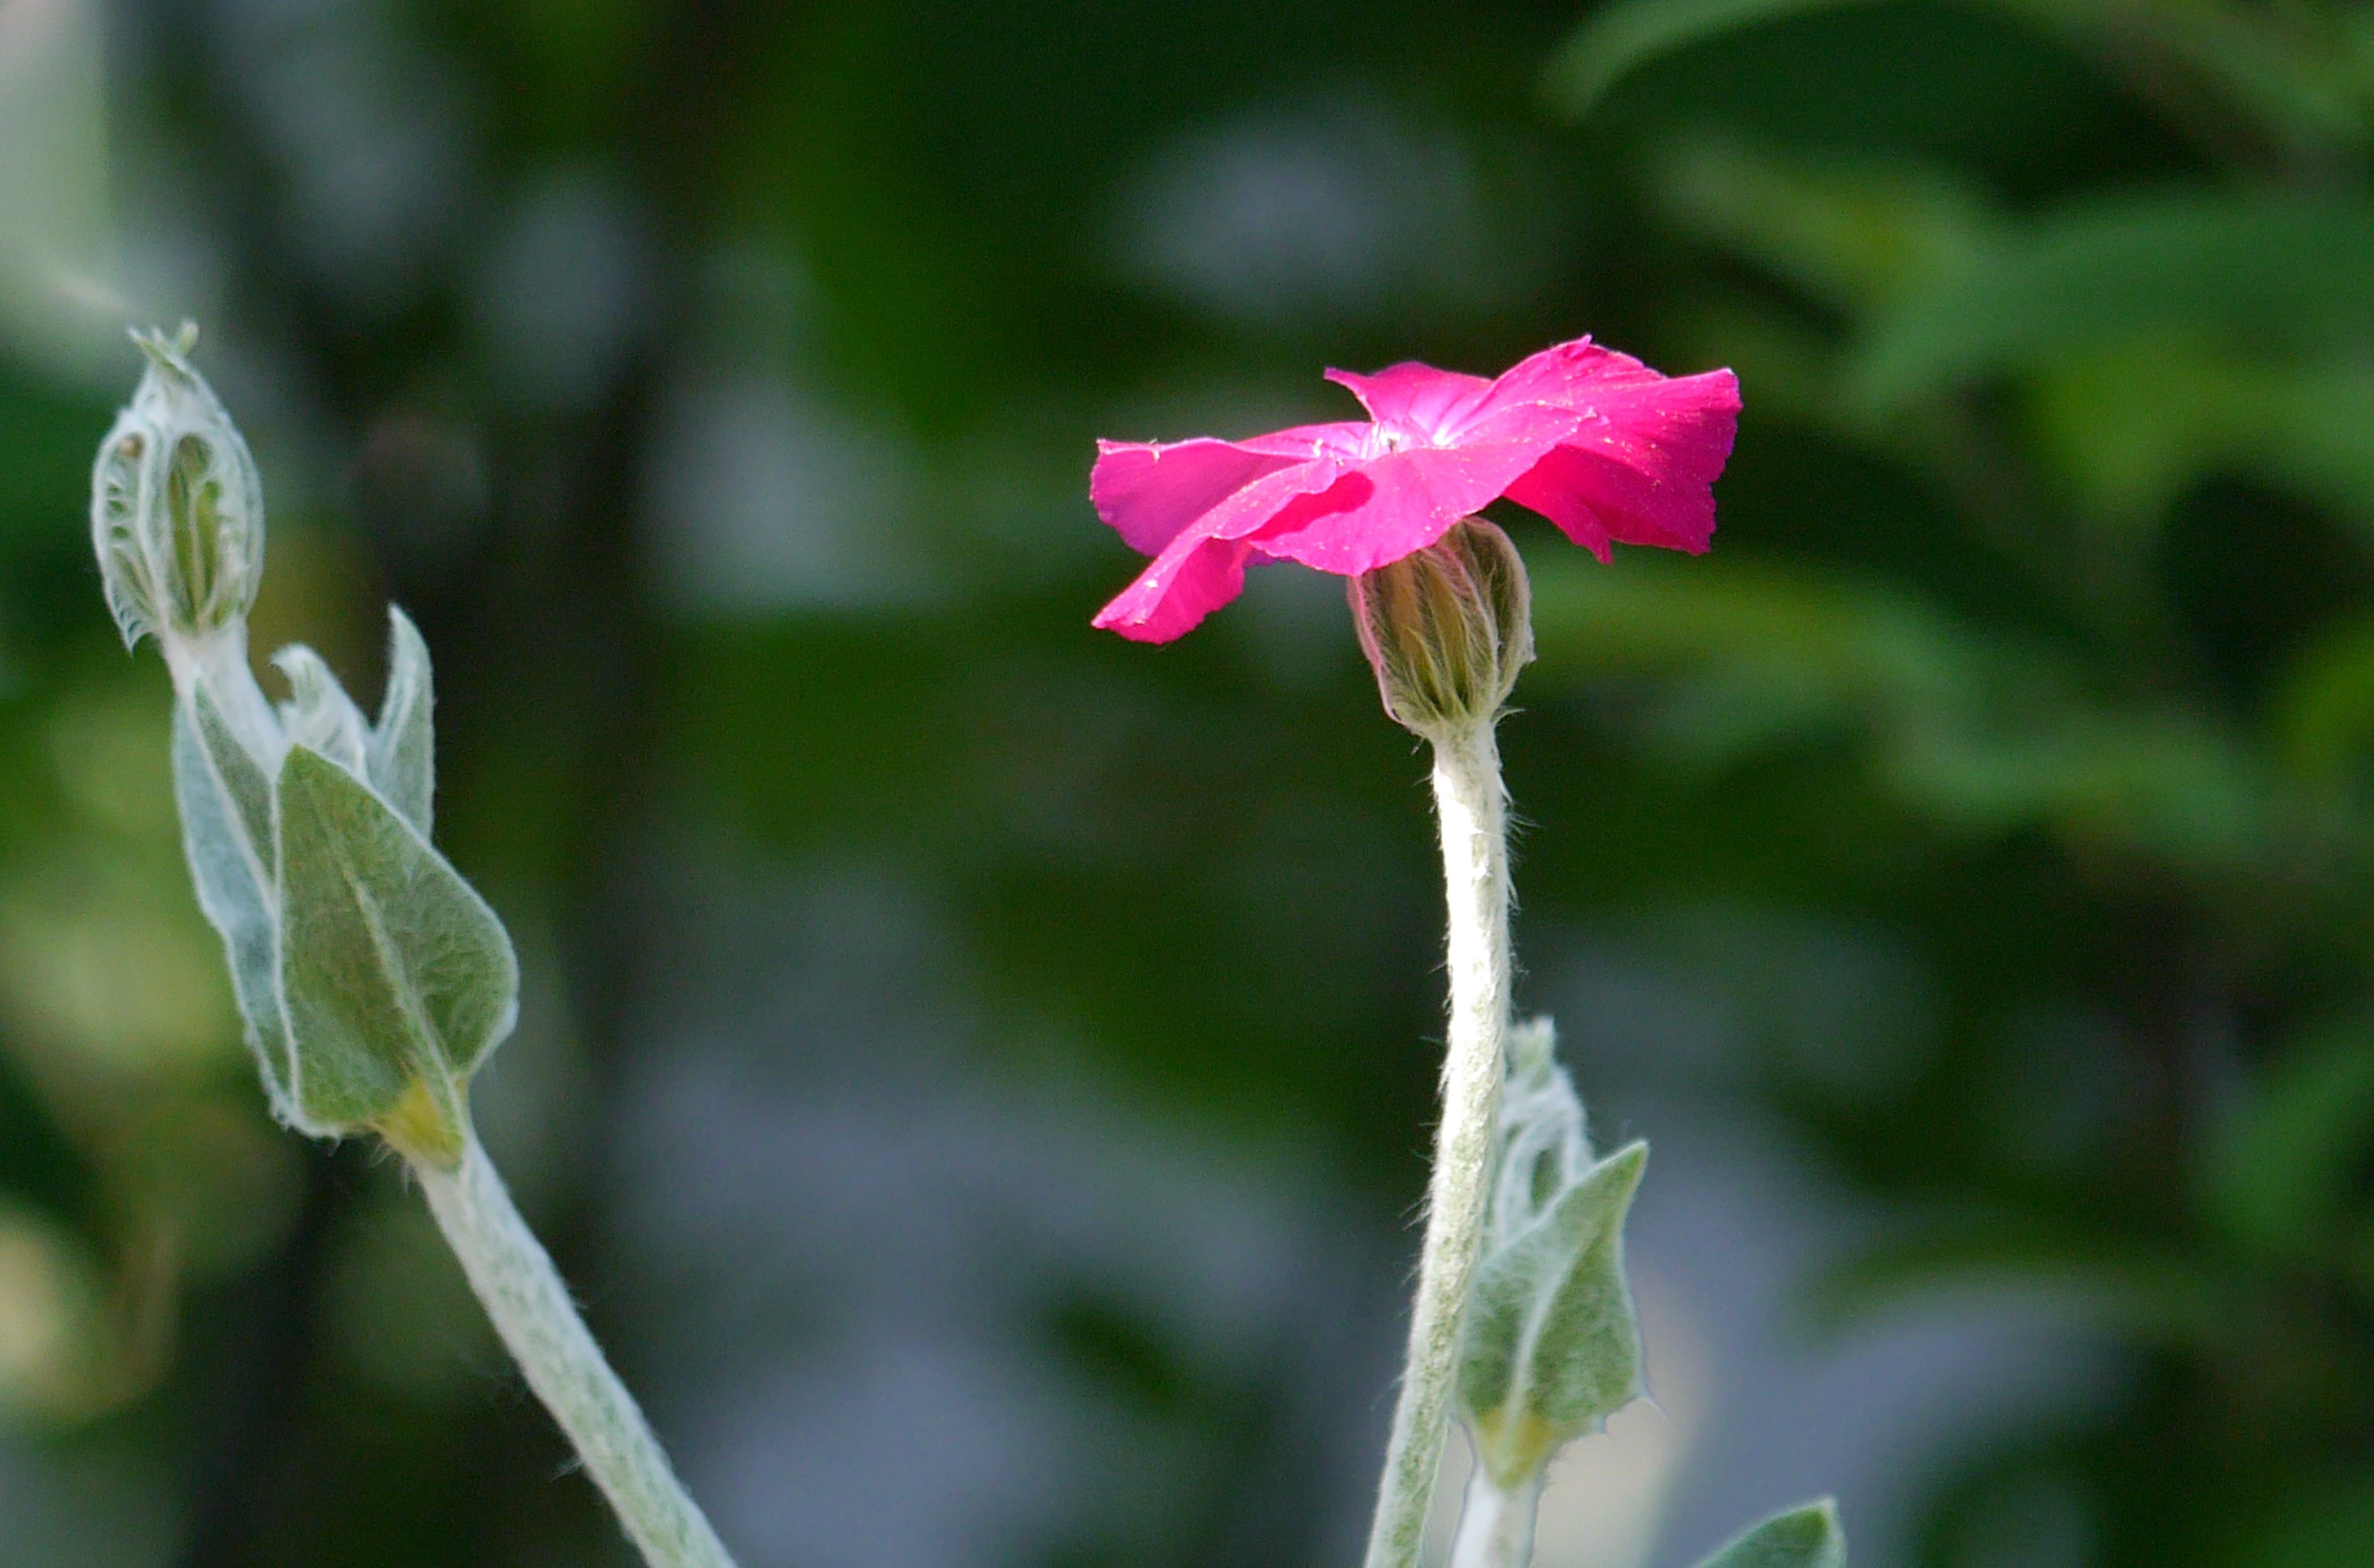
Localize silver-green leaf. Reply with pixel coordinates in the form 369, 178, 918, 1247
273, 645, 370, 777
274, 744, 517, 1144
367, 606, 435, 836
1458, 1139, 1649, 1482
173, 686, 295, 1120
1694, 1499, 1846, 1568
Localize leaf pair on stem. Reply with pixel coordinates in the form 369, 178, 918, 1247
174, 611, 511, 1164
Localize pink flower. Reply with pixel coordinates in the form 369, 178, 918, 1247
1089, 337, 1740, 642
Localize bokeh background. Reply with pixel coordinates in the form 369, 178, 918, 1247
2, 1, 2373, 1564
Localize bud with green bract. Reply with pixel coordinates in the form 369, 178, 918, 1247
1455, 1018, 1648, 1487
90, 324, 267, 659
1347, 519, 1534, 741
96, 328, 516, 1168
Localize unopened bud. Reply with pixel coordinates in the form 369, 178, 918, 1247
1347, 519, 1535, 739
90, 324, 266, 652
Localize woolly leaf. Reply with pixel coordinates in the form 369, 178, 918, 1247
274, 745, 516, 1155
273, 645, 370, 776
172, 685, 294, 1119
367, 606, 435, 836
187, 682, 274, 878
1458, 1140, 1647, 1483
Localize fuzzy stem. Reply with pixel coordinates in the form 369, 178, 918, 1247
163, 624, 282, 767
411, 1134, 737, 1568
1449, 1467, 1544, 1568
1363, 721, 1514, 1568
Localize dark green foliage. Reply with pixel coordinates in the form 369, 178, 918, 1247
1534, 3, 2374, 1565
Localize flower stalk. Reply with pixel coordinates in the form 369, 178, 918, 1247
1085, 339, 1846, 1568
1357, 524, 1531, 1568
1363, 719, 1515, 1568
409, 1133, 736, 1568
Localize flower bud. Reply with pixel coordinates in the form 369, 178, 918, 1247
90, 324, 267, 652
1347, 519, 1535, 740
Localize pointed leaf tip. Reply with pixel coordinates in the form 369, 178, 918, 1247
368, 606, 435, 836
1460, 1139, 1649, 1482
1693, 1499, 1846, 1568
273, 645, 370, 775
1521, 1141, 1647, 1428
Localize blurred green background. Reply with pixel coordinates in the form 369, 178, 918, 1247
3, 0, 2373, 1564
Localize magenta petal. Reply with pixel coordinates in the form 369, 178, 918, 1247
1091, 437, 1305, 556
1441, 388, 1588, 453
1574, 365, 1742, 471
1468, 336, 1658, 420
1237, 420, 1376, 460
1088, 337, 1740, 642
1089, 454, 1357, 641
1503, 446, 1678, 559
1091, 532, 1255, 643
1502, 367, 1740, 556
1324, 363, 1495, 442
1254, 441, 1556, 576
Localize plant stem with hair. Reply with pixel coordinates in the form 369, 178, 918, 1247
1450, 1470, 1543, 1568
1363, 720, 1514, 1568
410, 1135, 737, 1568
